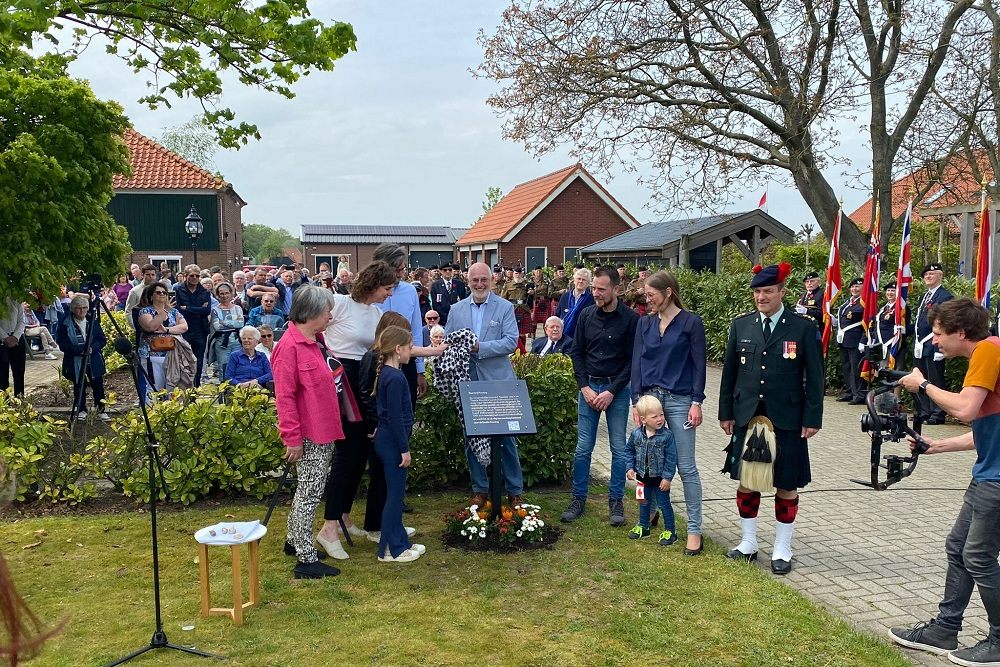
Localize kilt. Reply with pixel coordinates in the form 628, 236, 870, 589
532, 299, 553, 325
632, 302, 647, 317
515, 307, 534, 336
721, 421, 811, 491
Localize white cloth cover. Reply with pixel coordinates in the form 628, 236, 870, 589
195, 520, 267, 545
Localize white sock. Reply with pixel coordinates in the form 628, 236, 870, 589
773, 521, 795, 562
734, 517, 758, 555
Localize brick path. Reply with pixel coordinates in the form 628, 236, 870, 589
587, 364, 983, 667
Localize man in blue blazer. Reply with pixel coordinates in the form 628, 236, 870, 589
913, 263, 954, 424
445, 262, 526, 505
530, 316, 573, 355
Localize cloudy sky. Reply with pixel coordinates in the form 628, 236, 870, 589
67, 1, 871, 238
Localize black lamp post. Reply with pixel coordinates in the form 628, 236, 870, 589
184, 206, 203, 265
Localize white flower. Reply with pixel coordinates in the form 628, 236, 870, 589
516, 530, 523, 537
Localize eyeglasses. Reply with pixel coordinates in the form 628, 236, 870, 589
153, 290, 168, 295
260, 334, 273, 339
426, 316, 439, 321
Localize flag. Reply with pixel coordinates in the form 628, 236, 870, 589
758, 191, 768, 209
821, 205, 843, 356
975, 188, 992, 309
859, 201, 883, 381
888, 199, 913, 370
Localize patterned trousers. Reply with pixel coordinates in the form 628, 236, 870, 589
286, 439, 334, 564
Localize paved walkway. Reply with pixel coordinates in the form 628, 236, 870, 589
588, 364, 981, 667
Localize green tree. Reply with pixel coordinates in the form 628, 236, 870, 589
0, 54, 131, 303
157, 116, 219, 173
242, 223, 298, 264
2, 0, 358, 147
480, 186, 503, 218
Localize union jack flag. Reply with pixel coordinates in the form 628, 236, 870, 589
888, 200, 913, 370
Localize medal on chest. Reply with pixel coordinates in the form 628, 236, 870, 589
783, 341, 797, 360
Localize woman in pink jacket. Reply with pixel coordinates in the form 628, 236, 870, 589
271, 285, 343, 579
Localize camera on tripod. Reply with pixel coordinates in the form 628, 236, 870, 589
80, 272, 104, 295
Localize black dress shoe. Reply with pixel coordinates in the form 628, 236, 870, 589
725, 548, 758, 563
836, 395, 853, 402
771, 558, 792, 575
402, 502, 414, 514
848, 398, 866, 405
924, 416, 946, 425
284, 540, 327, 560
684, 544, 704, 557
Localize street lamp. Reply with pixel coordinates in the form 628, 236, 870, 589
184, 206, 203, 265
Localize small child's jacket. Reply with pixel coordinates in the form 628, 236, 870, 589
626, 425, 677, 481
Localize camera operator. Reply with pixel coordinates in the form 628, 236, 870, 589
890, 298, 1000, 664
56, 294, 109, 421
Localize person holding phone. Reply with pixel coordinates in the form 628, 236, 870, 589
137, 283, 187, 402
629, 270, 707, 556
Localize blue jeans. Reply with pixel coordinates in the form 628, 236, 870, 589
651, 389, 703, 536
638, 484, 675, 534
937, 480, 1000, 638
572, 381, 630, 500
467, 436, 524, 495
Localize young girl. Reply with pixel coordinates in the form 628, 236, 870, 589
372, 325, 425, 563
626, 395, 679, 546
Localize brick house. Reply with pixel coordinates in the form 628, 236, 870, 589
300, 225, 467, 273
111, 129, 245, 274
455, 164, 640, 269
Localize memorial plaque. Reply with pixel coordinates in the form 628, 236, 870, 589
458, 380, 537, 437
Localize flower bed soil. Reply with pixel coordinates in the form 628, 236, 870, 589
440, 524, 563, 553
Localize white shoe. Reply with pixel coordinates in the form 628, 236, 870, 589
345, 524, 368, 539
77, 410, 88, 420
98, 412, 111, 422
409, 543, 426, 555
378, 549, 420, 563
316, 534, 349, 560
405, 526, 416, 538
366, 531, 381, 543
43, 353, 57, 360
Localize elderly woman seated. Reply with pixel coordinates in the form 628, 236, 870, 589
224, 326, 273, 388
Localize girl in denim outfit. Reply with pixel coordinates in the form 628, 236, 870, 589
626, 395, 678, 546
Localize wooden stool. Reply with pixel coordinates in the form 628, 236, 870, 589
198, 538, 261, 626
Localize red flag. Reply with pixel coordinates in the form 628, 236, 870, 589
859, 201, 882, 381
758, 192, 767, 209
821, 205, 843, 356
976, 188, 992, 309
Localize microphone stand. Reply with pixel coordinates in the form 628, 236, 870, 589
101, 312, 223, 665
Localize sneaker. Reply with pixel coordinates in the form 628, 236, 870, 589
405, 526, 416, 538
409, 543, 426, 555
366, 531, 381, 543
293, 560, 340, 579
560, 496, 586, 523
98, 412, 111, 422
609, 498, 626, 527
43, 353, 57, 360
345, 524, 368, 539
378, 549, 420, 563
658, 530, 678, 546
949, 636, 1000, 666
77, 410, 88, 420
888, 619, 958, 655
628, 525, 650, 540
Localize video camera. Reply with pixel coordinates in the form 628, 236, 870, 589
79, 272, 104, 294
852, 354, 929, 490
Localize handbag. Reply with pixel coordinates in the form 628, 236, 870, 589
150, 335, 175, 352
318, 343, 362, 423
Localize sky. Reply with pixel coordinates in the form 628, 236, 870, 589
66, 1, 873, 238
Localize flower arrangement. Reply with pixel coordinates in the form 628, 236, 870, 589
444, 501, 547, 547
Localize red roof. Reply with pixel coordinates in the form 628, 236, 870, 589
457, 164, 638, 245
849, 152, 994, 230
113, 128, 229, 191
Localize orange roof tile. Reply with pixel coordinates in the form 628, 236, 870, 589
113, 128, 228, 191
849, 152, 994, 230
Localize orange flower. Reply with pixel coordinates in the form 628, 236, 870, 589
502, 509, 513, 521
517, 508, 528, 518
477, 511, 488, 520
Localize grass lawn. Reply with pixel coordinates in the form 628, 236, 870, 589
1, 488, 909, 667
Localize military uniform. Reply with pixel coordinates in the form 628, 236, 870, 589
719, 262, 824, 575
549, 273, 570, 303
873, 286, 910, 363
491, 268, 506, 296
796, 286, 823, 325
528, 272, 552, 325
623, 276, 648, 316
501, 277, 533, 339
836, 286, 866, 403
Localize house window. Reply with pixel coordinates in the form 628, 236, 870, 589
314, 255, 334, 274
563, 247, 580, 263
148, 255, 182, 275
525, 247, 547, 270
488, 250, 499, 268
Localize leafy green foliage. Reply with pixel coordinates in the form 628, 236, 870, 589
156, 115, 220, 172
100, 309, 131, 373
85, 384, 284, 504
410, 353, 579, 491
0, 392, 94, 503
0, 57, 132, 303
2, 0, 358, 147
242, 223, 299, 264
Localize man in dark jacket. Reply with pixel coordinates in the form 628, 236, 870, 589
530, 316, 573, 355
718, 262, 824, 575
428, 263, 468, 326
175, 264, 211, 386
913, 263, 954, 424
837, 277, 866, 404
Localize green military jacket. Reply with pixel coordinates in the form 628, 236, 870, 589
718, 307, 824, 432
549, 275, 569, 301
501, 280, 531, 310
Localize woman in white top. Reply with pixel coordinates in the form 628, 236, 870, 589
209, 282, 244, 379
315, 261, 401, 560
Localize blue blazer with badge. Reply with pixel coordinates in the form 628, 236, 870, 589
444, 292, 518, 380
530, 334, 573, 355
915, 286, 954, 358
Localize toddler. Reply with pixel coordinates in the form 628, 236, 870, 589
626, 395, 678, 546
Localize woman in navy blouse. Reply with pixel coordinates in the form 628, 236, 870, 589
630, 270, 707, 556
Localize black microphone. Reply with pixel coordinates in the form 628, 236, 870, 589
114, 337, 134, 357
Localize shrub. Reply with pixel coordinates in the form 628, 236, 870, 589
85, 384, 284, 504
0, 392, 95, 504
410, 352, 579, 492
100, 308, 131, 373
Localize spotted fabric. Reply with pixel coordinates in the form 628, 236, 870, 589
433, 328, 491, 466
286, 439, 334, 563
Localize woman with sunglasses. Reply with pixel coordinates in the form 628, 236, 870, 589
137, 283, 188, 402
255, 324, 276, 360
209, 282, 244, 379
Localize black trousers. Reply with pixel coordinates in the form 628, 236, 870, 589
0, 336, 26, 397
914, 355, 947, 420
73, 371, 106, 411
839, 344, 867, 400
184, 333, 207, 386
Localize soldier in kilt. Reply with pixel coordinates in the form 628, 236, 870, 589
502, 267, 533, 352
529, 266, 552, 327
